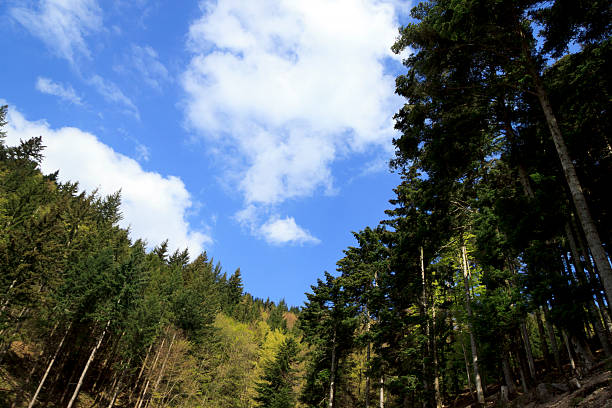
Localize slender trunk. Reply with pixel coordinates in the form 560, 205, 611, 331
543, 307, 563, 372
461, 245, 485, 405
27, 322, 72, 408
328, 328, 337, 408
502, 354, 517, 395
523, 36, 612, 309
561, 330, 577, 374
432, 305, 442, 408
520, 322, 536, 380
379, 376, 384, 408
130, 342, 154, 405
135, 336, 166, 408
420, 246, 431, 407
516, 352, 529, 394
365, 337, 371, 408
107, 358, 131, 408
461, 338, 475, 400
147, 332, 176, 408
535, 310, 552, 371
66, 318, 111, 408
570, 335, 595, 372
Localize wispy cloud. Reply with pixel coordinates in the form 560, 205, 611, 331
115, 44, 170, 91
35, 77, 83, 105
4, 104, 210, 256
10, 0, 103, 65
89, 75, 140, 119
182, 0, 402, 244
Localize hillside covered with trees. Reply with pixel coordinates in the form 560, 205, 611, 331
1, 0, 611, 407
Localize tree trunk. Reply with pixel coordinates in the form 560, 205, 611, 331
328, 328, 337, 408
527, 55, 612, 309
27, 322, 72, 408
520, 322, 536, 381
66, 319, 112, 408
420, 246, 431, 407
129, 342, 154, 404
502, 354, 517, 395
147, 332, 176, 408
432, 305, 442, 408
136, 336, 167, 408
543, 307, 563, 372
461, 245, 485, 405
534, 310, 552, 371
461, 338, 475, 400
379, 376, 384, 408
561, 330, 577, 374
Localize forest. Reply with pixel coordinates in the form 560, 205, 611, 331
1, 0, 611, 407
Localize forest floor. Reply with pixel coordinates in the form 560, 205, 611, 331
471, 358, 612, 408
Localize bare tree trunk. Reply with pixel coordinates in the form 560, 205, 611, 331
129, 342, 154, 405
461, 338, 475, 400
432, 305, 442, 408
461, 245, 485, 405
543, 307, 563, 372
66, 318, 111, 408
420, 246, 431, 407
525, 47, 612, 309
520, 322, 536, 381
502, 354, 517, 395
136, 336, 167, 408
27, 323, 72, 408
328, 328, 337, 408
379, 376, 384, 408
561, 330, 577, 374
146, 332, 176, 408
534, 310, 552, 371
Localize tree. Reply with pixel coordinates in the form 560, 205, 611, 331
255, 337, 300, 408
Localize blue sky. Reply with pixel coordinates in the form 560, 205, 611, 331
1, 0, 411, 307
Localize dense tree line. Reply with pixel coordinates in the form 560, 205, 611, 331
300, 1, 610, 407
0, 105, 302, 407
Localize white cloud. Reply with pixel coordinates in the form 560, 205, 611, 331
123, 44, 170, 90
10, 0, 103, 65
35, 77, 83, 105
182, 0, 403, 243
259, 216, 320, 246
3, 105, 210, 257
89, 75, 140, 119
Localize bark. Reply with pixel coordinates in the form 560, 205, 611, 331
129, 342, 154, 404
432, 305, 442, 408
535, 310, 552, 371
566, 224, 612, 356
136, 336, 167, 408
502, 354, 517, 395
561, 330, 577, 374
524, 43, 612, 311
461, 245, 485, 405
461, 338, 475, 400
520, 322, 537, 381
66, 318, 112, 408
379, 377, 385, 408
328, 328, 337, 408
147, 332, 176, 408
420, 246, 431, 407
542, 307, 563, 372
27, 322, 72, 408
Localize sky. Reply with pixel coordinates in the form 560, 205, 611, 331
0, 0, 412, 307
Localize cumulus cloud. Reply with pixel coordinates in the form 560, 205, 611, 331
182, 0, 403, 244
89, 75, 140, 119
4, 105, 210, 257
36, 77, 83, 105
259, 216, 320, 246
10, 0, 103, 65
